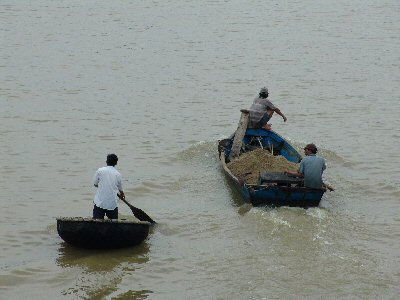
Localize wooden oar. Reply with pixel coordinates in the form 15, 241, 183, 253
118, 194, 156, 224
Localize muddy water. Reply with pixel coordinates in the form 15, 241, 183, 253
1, 0, 399, 299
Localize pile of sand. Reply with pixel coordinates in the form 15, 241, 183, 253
227, 148, 299, 184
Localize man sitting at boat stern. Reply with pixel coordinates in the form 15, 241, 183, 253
285, 144, 326, 189
248, 87, 287, 130
92, 154, 125, 219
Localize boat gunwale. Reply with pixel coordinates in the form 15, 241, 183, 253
56, 216, 151, 225
245, 183, 326, 192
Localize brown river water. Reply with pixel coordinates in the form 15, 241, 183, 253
1, 1, 399, 299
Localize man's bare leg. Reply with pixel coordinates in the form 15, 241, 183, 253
262, 123, 272, 130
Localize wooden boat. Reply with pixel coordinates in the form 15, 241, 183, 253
57, 217, 151, 249
218, 126, 326, 208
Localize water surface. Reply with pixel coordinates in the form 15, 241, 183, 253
1, 0, 399, 299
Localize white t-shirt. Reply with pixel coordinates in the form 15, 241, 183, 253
93, 166, 123, 210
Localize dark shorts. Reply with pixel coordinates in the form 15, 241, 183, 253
93, 205, 118, 220
256, 113, 271, 128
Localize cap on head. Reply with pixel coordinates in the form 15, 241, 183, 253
260, 87, 268, 94
106, 154, 118, 166
304, 143, 318, 153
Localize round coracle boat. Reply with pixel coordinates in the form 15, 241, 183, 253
57, 217, 151, 249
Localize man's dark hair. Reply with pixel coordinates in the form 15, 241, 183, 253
106, 154, 118, 166
304, 144, 318, 154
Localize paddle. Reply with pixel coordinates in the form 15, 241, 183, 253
118, 194, 156, 224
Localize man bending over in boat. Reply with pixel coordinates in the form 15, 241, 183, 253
285, 144, 328, 189
92, 154, 125, 219
248, 87, 287, 130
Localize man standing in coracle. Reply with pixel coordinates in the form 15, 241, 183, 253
92, 154, 125, 219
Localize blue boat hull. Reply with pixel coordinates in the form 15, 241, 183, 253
219, 129, 325, 208
226, 175, 324, 207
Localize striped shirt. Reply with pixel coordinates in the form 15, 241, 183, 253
248, 97, 276, 128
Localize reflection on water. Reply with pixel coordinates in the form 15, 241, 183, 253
56, 242, 152, 299
113, 289, 154, 300
56, 241, 150, 271
237, 203, 252, 216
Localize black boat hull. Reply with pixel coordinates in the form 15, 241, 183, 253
57, 217, 150, 249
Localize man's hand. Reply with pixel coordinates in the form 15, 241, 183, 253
324, 184, 335, 192
285, 170, 302, 177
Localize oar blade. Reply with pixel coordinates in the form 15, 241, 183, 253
130, 206, 156, 224
119, 196, 156, 224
